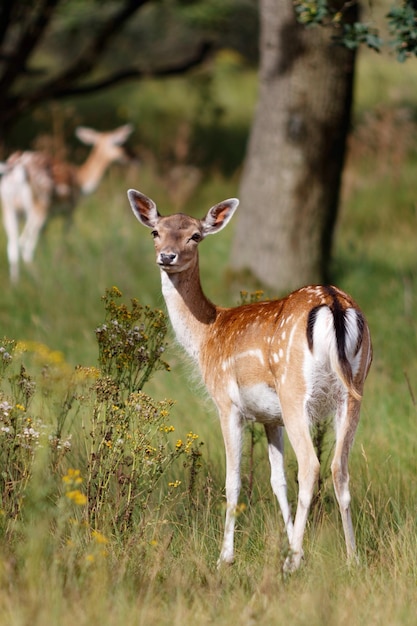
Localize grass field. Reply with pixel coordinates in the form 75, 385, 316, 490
0, 49, 417, 625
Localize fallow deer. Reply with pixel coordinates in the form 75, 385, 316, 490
1, 124, 133, 282
127, 189, 372, 572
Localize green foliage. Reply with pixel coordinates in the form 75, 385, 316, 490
340, 21, 383, 51
293, 0, 334, 25
293, 0, 417, 57
387, 2, 417, 60
179, 0, 245, 29
177, 0, 259, 63
293, 0, 384, 51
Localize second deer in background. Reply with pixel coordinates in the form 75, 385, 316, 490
0, 124, 133, 282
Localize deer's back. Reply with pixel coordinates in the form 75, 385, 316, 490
3, 151, 79, 215
199, 286, 365, 424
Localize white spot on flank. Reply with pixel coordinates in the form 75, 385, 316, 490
236, 349, 265, 366
222, 349, 265, 372
285, 320, 298, 361
222, 357, 233, 372
227, 379, 240, 405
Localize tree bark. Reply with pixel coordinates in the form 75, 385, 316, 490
231, 0, 357, 293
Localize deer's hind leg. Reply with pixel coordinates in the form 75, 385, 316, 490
264, 423, 294, 543
280, 395, 320, 572
2, 206, 20, 283
331, 394, 361, 563
20, 201, 48, 265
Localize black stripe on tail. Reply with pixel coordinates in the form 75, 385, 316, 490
325, 286, 350, 379
306, 286, 363, 397
306, 305, 324, 351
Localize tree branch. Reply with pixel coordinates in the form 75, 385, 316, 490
6, 41, 213, 119
0, 1, 214, 134
0, 0, 14, 49
0, 0, 61, 92
0, 0, 151, 114
41, 0, 151, 92
48, 41, 214, 99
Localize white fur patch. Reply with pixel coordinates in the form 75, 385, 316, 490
238, 382, 283, 424
303, 306, 363, 420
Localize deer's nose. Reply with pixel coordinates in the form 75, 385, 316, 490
159, 252, 177, 265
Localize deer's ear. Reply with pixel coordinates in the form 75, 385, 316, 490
201, 198, 239, 236
110, 124, 133, 145
128, 189, 160, 228
75, 127, 99, 145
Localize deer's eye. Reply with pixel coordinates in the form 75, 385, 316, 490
190, 232, 202, 242
151, 230, 159, 239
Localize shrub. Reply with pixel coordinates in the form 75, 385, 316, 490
0, 288, 203, 560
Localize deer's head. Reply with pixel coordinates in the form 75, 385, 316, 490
76, 124, 134, 165
128, 189, 239, 274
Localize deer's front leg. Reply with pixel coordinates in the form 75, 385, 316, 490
218, 403, 243, 566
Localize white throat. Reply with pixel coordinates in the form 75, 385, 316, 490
160, 270, 202, 361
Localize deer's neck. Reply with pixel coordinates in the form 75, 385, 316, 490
161, 262, 217, 362
75, 147, 111, 194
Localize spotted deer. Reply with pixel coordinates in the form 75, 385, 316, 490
127, 189, 372, 572
1, 124, 133, 282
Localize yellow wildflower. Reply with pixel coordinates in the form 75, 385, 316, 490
160, 424, 175, 433
66, 489, 87, 506
185, 431, 199, 453
92, 530, 109, 545
62, 468, 83, 485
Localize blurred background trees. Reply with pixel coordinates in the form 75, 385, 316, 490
232, 0, 417, 291
0, 0, 257, 144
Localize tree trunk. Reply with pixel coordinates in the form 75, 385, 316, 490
231, 0, 357, 293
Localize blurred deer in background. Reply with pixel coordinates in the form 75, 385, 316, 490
0, 124, 133, 282
128, 189, 373, 572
